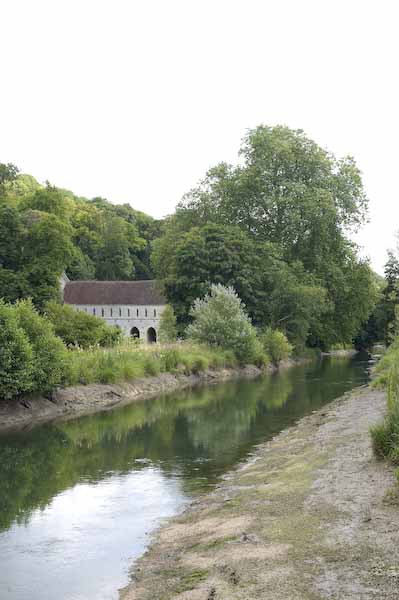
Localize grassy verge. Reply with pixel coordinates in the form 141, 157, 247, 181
370, 338, 399, 477
64, 341, 239, 387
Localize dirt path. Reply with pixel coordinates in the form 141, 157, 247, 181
120, 387, 399, 600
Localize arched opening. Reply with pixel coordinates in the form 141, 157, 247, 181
147, 327, 157, 344
130, 327, 140, 339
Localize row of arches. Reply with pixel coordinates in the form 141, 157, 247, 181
131, 326, 157, 344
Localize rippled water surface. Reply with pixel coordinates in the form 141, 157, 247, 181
0, 354, 370, 599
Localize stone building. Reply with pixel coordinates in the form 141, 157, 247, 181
63, 279, 166, 343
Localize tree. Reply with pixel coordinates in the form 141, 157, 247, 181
153, 220, 329, 348
155, 125, 374, 350
179, 125, 368, 267
14, 299, 67, 394
186, 284, 262, 363
0, 301, 33, 399
158, 305, 177, 343
380, 251, 399, 345
0, 202, 24, 270
0, 163, 19, 193
154, 223, 262, 326
95, 216, 136, 280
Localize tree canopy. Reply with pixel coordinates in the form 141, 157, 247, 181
153, 125, 375, 349
0, 124, 376, 351
0, 168, 160, 308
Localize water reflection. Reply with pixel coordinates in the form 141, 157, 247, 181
0, 355, 369, 599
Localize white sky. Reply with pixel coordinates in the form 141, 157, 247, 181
1, 0, 398, 274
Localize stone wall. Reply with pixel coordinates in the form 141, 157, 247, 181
71, 304, 166, 342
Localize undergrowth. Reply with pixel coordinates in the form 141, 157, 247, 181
370, 339, 399, 480
64, 341, 239, 387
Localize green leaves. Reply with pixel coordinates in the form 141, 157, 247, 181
44, 302, 122, 349
0, 163, 158, 308
186, 284, 262, 364
156, 125, 375, 350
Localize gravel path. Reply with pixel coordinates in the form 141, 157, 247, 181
120, 387, 399, 600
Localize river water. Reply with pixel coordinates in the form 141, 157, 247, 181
0, 354, 370, 600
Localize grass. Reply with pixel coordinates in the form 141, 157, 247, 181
370, 338, 399, 478
63, 341, 238, 387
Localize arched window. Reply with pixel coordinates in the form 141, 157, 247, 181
145, 308, 148, 317
110, 308, 113, 317
93, 308, 96, 315
131, 327, 140, 339
128, 308, 130, 317
154, 309, 157, 317
136, 308, 139, 317
119, 308, 122, 317
147, 327, 157, 344
101, 308, 104, 317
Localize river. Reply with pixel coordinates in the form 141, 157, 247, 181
0, 354, 370, 600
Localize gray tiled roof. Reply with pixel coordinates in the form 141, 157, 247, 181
64, 280, 166, 305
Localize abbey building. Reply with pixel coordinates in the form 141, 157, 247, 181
62, 277, 166, 343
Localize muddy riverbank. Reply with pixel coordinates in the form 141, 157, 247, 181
121, 385, 399, 600
0, 365, 267, 434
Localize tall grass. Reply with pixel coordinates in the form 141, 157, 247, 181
370, 339, 399, 475
64, 341, 238, 387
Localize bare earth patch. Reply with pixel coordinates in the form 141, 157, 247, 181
120, 387, 399, 599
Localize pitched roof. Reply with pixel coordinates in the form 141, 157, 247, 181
64, 280, 166, 306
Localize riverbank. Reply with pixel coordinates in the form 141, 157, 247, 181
0, 364, 267, 434
120, 385, 399, 600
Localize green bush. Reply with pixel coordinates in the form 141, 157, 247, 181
0, 301, 34, 399
14, 299, 68, 394
260, 328, 293, 365
186, 284, 260, 364
45, 301, 122, 349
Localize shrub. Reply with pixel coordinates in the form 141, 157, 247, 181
186, 284, 260, 364
0, 301, 34, 399
159, 305, 177, 343
45, 301, 122, 348
14, 299, 68, 394
260, 328, 293, 365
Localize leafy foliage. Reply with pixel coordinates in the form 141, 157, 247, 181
0, 122, 376, 354
0, 301, 33, 399
260, 328, 293, 365
0, 300, 70, 399
44, 302, 122, 349
153, 125, 374, 350
14, 300, 68, 394
0, 170, 160, 308
186, 284, 263, 364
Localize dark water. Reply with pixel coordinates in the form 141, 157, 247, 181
0, 354, 370, 600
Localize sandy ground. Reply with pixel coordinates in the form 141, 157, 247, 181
120, 386, 399, 600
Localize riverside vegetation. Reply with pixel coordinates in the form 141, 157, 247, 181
0, 287, 293, 401
0, 124, 391, 402
371, 333, 399, 473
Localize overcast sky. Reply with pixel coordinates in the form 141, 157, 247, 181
1, 0, 398, 274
